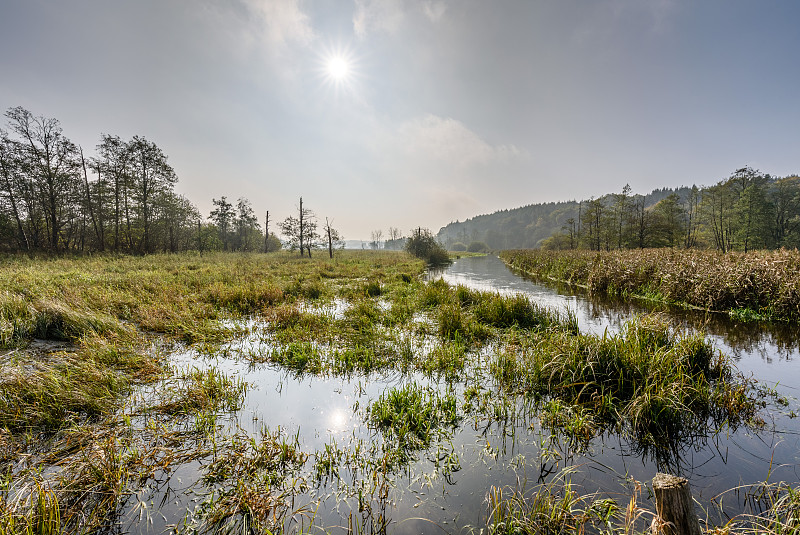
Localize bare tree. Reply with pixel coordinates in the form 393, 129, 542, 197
323, 217, 344, 258
370, 229, 383, 250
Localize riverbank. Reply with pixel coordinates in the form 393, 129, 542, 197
500, 248, 800, 322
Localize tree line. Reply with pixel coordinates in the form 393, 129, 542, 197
544, 168, 800, 252
0, 107, 346, 256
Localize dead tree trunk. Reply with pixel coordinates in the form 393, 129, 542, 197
652, 473, 702, 535
264, 210, 269, 253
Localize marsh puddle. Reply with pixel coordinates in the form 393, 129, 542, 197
119, 256, 800, 534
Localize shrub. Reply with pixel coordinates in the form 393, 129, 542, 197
467, 241, 489, 253
405, 228, 451, 266
450, 242, 467, 252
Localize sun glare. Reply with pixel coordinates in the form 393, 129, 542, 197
317, 45, 360, 94
327, 56, 350, 81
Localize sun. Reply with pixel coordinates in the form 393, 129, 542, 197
317, 44, 361, 94
327, 56, 350, 81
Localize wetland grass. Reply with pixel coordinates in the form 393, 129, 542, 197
501, 248, 800, 322
487, 470, 648, 535
490, 315, 761, 450
187, 427, 309, 535
368, 383, 460, 466
485, 474, 800, 535
0, 251, 781, 533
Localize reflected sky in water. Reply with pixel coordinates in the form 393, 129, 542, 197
129, 255, 800, 534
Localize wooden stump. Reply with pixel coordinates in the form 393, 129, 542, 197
652, 473, 702, 535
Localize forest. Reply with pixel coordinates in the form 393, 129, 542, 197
437, 170, 800, 252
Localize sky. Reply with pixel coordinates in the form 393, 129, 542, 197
1, 0, 799, 240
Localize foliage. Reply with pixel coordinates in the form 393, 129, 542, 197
467, 241, 489, 252
278, 197, 319, 257
437, 168, 800, 253
405, 227, 451, 266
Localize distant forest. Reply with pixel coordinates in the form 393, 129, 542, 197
438, 168, 800, 252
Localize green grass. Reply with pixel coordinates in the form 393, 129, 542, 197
368, 383, 460, 466
490, 315, 762, 451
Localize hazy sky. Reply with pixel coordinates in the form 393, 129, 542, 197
2, 1, 798, 239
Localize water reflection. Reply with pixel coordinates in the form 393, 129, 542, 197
433, 255, 800, 383
432, 256, 800, 504
118, 256, 800, 534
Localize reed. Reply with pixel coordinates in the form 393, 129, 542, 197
501, 248, 800, 322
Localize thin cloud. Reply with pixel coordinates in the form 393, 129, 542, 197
396, 114, 523, 167
353, 0, 405, 37
242, 0, 316, 47
353, 0, 446, 37
422, 1, 447, 22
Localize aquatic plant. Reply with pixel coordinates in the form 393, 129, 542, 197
490, 315, 761, 452
368, 383, 460, 466
187, 427, 309, 535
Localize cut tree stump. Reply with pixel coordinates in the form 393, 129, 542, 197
652, 473, 703, 535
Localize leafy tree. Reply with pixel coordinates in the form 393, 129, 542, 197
0, 131, 29, 250
612, 184, 634, 249
653, 193, 685, 248
467, 241, 488, 253
734, 182, 772, 252
95, 134, 132, 251
580, 197, 605, 251
684, 185, 701, 248
264, 232, 282, 252
210, 196, 235, 250
701, 182, 736, 252
234, 197, 261, 251
5, 106, 80, 251
770, 175, 800, 246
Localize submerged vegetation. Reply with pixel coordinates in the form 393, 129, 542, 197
501, 248, 800, 322
0, 250, 794, 534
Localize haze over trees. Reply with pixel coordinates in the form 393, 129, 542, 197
0, 107, 339, 255
438, 168, 800, 252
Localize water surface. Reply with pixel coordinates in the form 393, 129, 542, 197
126, 255, 800, 533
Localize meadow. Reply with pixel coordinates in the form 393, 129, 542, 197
0, 251, 795, 534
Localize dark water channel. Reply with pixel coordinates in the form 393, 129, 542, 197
127, 255, 800, 534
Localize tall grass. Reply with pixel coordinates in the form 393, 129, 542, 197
368, 383, 460, 466
501, 248, 800, 322
490, 315, 761, 454
487, 469, 651, 535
